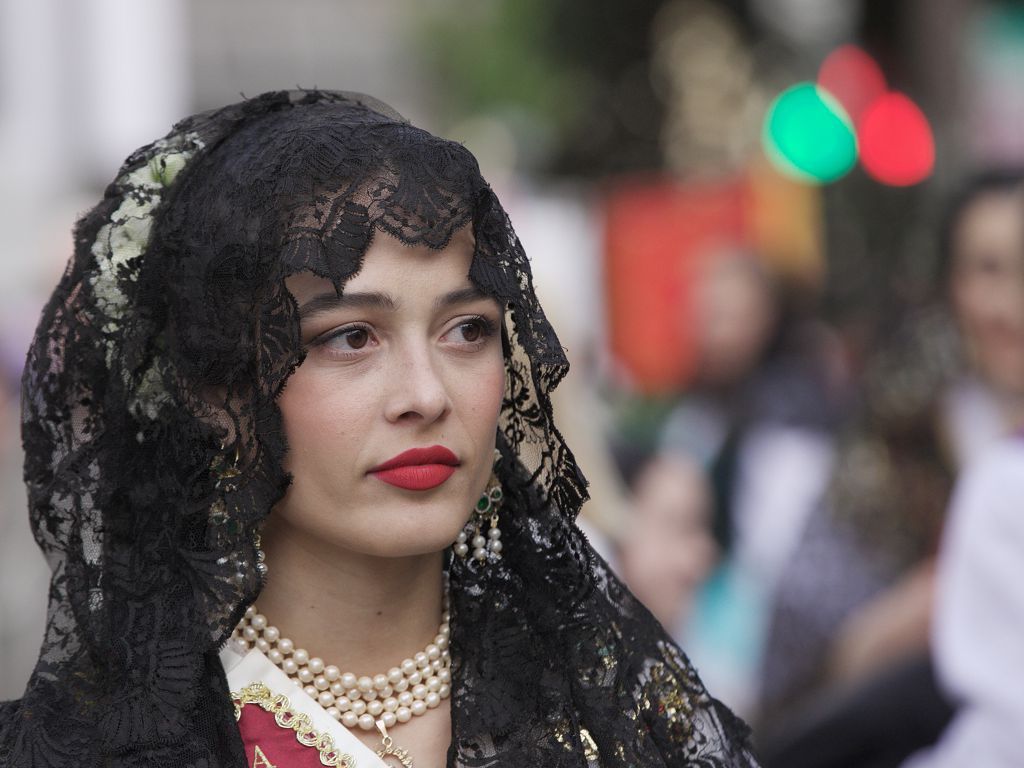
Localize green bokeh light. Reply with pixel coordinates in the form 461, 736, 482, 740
763, 83, 858, 184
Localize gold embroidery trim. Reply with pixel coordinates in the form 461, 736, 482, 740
553, 721, 602, 766
232, 682, 357, 767
579, 727, 601, 766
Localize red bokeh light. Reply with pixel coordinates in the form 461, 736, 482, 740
817, 44, 888, 126
858, 92, 935, 186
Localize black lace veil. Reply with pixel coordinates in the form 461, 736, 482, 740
1, 90, 757, 767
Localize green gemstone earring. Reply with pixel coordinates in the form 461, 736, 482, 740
455, 450, 503, 561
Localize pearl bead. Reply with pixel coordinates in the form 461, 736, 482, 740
396, 707, 412, 723
414, 652, 429, 669
255, 638, 270, 653
268, 649, 283, 665
330, 682, 345, 696
380, 685, 393, 698
293, 649, 309, 666
398, 691, 414, 707
245, 606, 256, 619
383, 697, 399, 712
264, 626, 280, 643
282, 659, 298, 675
394, 678, 409, 692
373, 673, 389, 691
425, 692, 440, 709
472, 535, 486, 549
304, 685, 317, 698
357, 676, 374, 694
367, 700, 383, 717
488, 527, 501, 539
401, 658, 416, 676
242, 627, 257, 641
427, 677, 441, 693
489, 541, 503, 554
278, 638, 294, 655
439, 684, 450, 698
454, 543, 469, 557
358, 714, 376, 731
347, 689, 361, 701
438, 668, 451, 684
318, 692, 335, 708
350, 700, 366, 716
314, 676, 329, 691
340, 672, 357, 690
426, 644, 440, 661
341, 712, 358, 728
412, 684, 428, 700
408, 671, 422, 686
327, 707, 341, 721
308, 657, 324, 675
298, 668, 314, 684
435, 635, 448, 649
325, 665, 340, 682
387, 667, 403, 685
456, 531, 468, 544
336, 696, 351, 712
381, 711, 397, 729
473, 548, 486, 560
363, 688, 378, 701
251, 614, 267, 630
431, 659, 443, 672
411, 700, 427, 717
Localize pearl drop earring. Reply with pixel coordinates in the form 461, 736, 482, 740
455, 450, 503, 561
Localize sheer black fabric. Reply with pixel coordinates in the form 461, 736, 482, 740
1, 90, 758, 767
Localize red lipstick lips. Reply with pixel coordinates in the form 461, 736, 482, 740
369, 445, 459, 491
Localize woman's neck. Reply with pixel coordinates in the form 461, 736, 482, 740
254, 517, 445, 676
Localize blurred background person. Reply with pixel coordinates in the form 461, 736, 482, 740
617, 452, 719, 634
643, 244, 847, 716
757, 169, 1024, 766
760, 170, 1024, 733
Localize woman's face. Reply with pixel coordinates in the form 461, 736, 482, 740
950, 190, 1024, 395
693, 255, 777, 386
620, 456, 717, 630
272, 228, 506, 558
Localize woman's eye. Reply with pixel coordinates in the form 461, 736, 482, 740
458, 321, 483, 342
312, 324, 376, 356
445, 317, 495, 345
339, 328, 370, 349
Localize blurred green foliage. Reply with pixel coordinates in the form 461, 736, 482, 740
415, 0, 665, 176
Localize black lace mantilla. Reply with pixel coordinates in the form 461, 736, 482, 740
1, 90, 758, 767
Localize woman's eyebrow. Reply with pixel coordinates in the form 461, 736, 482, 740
297, 286, 490, 320
298, 291, 397, 320
434, 286, 491, 309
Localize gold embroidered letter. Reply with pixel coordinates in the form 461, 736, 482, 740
252, 745, 277, 768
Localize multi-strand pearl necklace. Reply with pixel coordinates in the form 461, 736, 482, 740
232, 596, 451, 733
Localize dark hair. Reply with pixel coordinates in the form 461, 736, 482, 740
938, 168, 1024, 283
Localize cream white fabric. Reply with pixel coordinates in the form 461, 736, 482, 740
902, 438, 1024, 767
220, 643, 388, 767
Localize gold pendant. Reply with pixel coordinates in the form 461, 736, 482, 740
375, 721, 414, 768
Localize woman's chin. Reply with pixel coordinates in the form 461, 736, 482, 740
342, 522, 467, 560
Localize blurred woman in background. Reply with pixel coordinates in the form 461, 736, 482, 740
759, 170, 1024, 767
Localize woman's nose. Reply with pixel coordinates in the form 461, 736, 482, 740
383, 345, 451, 424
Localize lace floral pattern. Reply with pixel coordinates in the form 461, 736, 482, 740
1, 90, 758, 767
